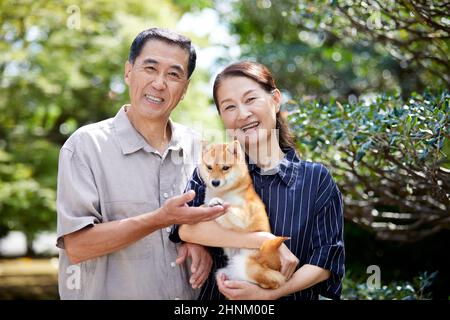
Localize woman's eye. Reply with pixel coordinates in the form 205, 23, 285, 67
224, 105, 236, 111
222, 166, 230, 171
246, 97, 257, 103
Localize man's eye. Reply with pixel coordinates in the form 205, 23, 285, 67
169, 72, 180, 78
222, 166, 230, 171
146, 66, 156, 71
206, 165, 212, 170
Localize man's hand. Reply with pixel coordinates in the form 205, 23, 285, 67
161, 190, 229, 226
279, 243, 299, 280
176, 243, 212, 289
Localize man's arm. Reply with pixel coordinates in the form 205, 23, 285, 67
64, 190, 227, 264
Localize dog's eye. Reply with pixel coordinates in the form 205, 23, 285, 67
206, 165, 212, 170
222, 166, 230, 171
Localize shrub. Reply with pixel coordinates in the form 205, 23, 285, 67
342, 270, 438, 300
289, 91, 449, 242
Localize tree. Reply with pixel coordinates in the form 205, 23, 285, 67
211, 0, 449, 99
330, 0, 450, 87
0, 148, 56, 255
0, 0, 222, 253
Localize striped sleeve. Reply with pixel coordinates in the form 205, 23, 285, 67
307, 166, 345, 299
184, 167, 206, 207
168, 167, 206, 243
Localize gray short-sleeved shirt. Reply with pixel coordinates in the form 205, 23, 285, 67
56, 105, 201, 299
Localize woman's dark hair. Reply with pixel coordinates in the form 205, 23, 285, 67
128, 27, 196, 79
213, 61, 296, 151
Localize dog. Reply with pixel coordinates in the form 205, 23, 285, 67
199, 140, 288, 289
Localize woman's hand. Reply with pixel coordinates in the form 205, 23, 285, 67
216, 273, 278, 300
279, 243, 299, 280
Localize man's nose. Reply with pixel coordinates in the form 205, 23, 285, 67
151, 74, 166, 90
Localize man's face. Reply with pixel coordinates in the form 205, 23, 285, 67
124, 39, 190, 121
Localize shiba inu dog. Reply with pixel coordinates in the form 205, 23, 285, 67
199, 140, 288, 289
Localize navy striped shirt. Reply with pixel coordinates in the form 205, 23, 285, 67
170, 148, 345, 300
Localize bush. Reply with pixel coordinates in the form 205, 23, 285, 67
342, 271, 438, 300
289, 91, 450, 242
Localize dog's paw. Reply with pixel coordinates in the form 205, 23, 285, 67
207, 197, 224, 207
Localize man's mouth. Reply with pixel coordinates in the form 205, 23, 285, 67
144, 94, 164, 104
240, 121, 260, 133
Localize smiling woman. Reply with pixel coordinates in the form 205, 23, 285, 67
213, 61, 296, 169
171, 61, 345, 300
215, 76, 282, 168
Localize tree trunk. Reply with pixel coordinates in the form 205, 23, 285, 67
26, 236, 35, 257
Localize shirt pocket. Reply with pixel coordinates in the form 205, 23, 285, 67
104, 201, 160, 260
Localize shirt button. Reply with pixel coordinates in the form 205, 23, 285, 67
163, 192, 169, 199
170, 262, 176, 268
165, 227, 171, 233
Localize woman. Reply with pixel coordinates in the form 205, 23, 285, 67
170, 61, 345, 300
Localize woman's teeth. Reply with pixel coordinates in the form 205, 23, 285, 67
241, 122, 260, 133
144, 94, 164, 104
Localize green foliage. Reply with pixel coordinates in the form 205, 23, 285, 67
0, 0, 222, 246
0, 149, 56, 243
212, 0, 449, 99
342, 270, 438, 300
289, 91, 449, 241
172, 0, 213, 11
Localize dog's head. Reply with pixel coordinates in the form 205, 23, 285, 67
199, 140, 247, 190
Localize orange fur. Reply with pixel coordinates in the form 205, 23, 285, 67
199, 140, 288, 289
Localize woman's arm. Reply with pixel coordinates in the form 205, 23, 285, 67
180, 221, 300, 280
216, 264, 331, 300
179, 221, 274, 249
268, 264, 330, 299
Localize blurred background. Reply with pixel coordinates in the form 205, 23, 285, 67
0, 0, 449, 299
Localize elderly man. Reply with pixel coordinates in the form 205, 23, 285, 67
56, 28, 226, 299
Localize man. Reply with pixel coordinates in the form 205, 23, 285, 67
56, 28, 227, 299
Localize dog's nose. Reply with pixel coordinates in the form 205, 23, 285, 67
211, 180, 220, 187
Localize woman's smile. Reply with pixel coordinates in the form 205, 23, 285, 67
240, 121, 260, 133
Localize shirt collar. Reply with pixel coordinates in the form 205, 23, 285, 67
113, 105, 188, 155
247, 148, 299, 186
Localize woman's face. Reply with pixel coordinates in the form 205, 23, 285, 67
216, 76, 281, 148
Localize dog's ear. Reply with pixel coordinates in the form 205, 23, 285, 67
257, 236, 290, 270
201, 140, 210, 154
259, 236, 289, 254
227, 140, 243, 162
